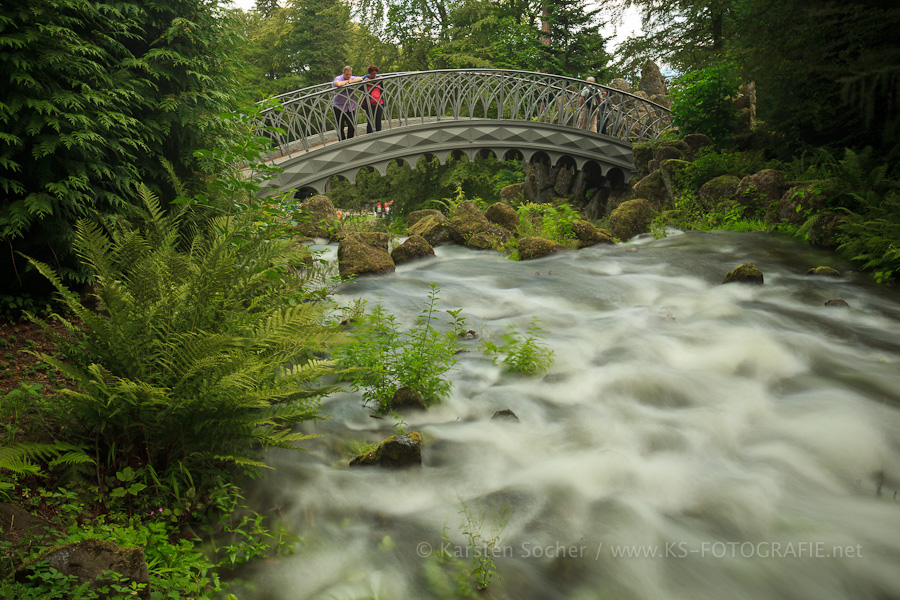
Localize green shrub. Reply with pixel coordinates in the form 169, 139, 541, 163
514, 203, 581, 247
480, 318, 554, 375
669, 60, 742, 140
333, 283, 461, 412
26, 187, 342, 500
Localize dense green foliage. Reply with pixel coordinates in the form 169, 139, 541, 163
332, 283, 461, 412
328, 155, 525, 220
236, 0, 610, 86
26, 190, 341, 494
669, 61, 741, 140
0, 0, 239, 295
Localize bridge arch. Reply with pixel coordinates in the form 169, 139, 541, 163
256, 69, 672, 196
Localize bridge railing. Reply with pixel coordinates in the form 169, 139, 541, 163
257, 69, 672, 160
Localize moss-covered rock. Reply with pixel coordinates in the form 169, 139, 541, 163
295, 195, 338, 239
517, 236, 564, 260
808, 212, 845, 249
824, 299, 849, 307
722, 262, 764, 284
337, 232, 395, 279
659, 158, 690, 206
391, 387, 428, 411
698, 174, 741, 210
609, 198, 657, 241
491, 409, 520, 422
467, 230, 510, 250
499, 183, 525, 203
777, 183, 829, 227
605, 187, 632, 216
653, 141, 689, 164
349, 432, 423, 468
450, 200, 510, 249
408, 212, 451, 247
735, 169, 786, 218
681, 133, 713, 158
570, 220, 614, 248
391, 235, 434, 265
16, 538, 150, 599
407, 209, 446, 228
805, 266, 841, 277
485, 202, 520, 231
632, 144, 656, 180
631, 170, 667, 208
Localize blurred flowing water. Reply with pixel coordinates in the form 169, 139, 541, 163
236, 230, 900, 600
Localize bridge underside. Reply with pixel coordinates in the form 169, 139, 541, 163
259, 120, 634, 195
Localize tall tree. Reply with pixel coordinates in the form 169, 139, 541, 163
539, 0, 610, 77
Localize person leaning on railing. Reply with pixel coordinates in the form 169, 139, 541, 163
333, 65, 363, 140
362, 65, 385, 134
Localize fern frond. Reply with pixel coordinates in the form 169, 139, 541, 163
0, 442, 94, 476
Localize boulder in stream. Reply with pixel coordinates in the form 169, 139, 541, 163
349, 432, 423, 468
805, 266, 841, 277
722, 262, 764, 285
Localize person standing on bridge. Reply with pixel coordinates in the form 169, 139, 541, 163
579, 77, 602, 133
363, 65, 385, 134
333, 66, 363, 140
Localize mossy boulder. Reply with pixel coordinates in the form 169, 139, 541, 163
805, 266, 841, 277
391, 235, 434, 265
407, 209, 446, 228
491, 409, 520, 422
722, 262, 764, 285
653, 141, 689, 164
570, 220, 614, 248
517, 236, 564, 260
681, 133, 713, 158
605, 187, 632, 216
408, 211, 451, 247
337, 232, 395, 279
609, 198, 657, 241
824, 299, 850, 308
16, 538, 150, 599
631, 170, 667, 208
500, 183, 525, 203
632, 144, 656, 180
485, 202, 520, 231
659, 158, 691, 206
450, 200, 510, 249
295, 195, 338, 238
735, 169, 786, 218
807, 212, 845, 249
391, 387, 428, 411
349, 432, 423, 468
777, 183, 828, 227
698, 174, 741, 210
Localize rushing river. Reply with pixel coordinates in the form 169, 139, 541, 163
236, 229, 900, 600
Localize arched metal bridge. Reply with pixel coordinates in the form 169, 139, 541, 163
255, 69, 672, 195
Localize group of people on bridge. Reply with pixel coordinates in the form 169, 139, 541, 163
332, 65, 384, 140
331, 67, 609, 141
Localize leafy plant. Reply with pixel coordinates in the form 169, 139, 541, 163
434, 500, 510, 595
333, 283, 460, 412
513, 202, 582, 248
669, 60, 742, 140
480, 318, 554, 375
26, 185, 342, 500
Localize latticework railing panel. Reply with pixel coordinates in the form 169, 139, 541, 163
257, 70, 672, 159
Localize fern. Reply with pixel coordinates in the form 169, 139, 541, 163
27, 192, 344, 492
0, 442, 94, 476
